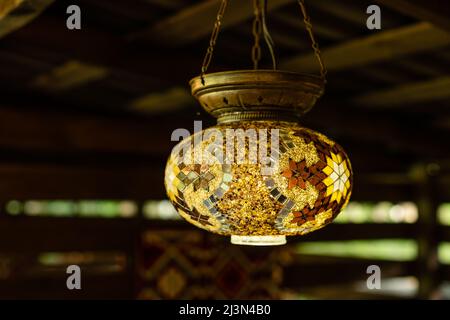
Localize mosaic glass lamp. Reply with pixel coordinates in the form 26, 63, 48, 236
164, 0, 353, 245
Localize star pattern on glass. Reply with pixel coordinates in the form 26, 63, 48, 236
186, 206, 214, 227
291, 210, 315, 225
281, 159, 309, 190
177, 164, 216, 192
281, 158, 326, 190
322, 152, 351, 203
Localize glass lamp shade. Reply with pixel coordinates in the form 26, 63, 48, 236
164, 70, 353, 245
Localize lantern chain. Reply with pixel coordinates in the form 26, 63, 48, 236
252, 0, 262, 69
200, 0, 325, 81
297, 0, 327, 80
200, 0, 229, 85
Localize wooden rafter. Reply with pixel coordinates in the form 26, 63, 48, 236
0, 105, 177, 156
304, 105, 448, 158
281, 22, 450, 73
129, 0, 292, 45
129, 86, 193, 113
0, 162, 165, 199
32, 60, 109, 92
0, 0, 23, 19
353, 76, 450, 108
0, 0, 53, 39
376, 0, 450, 32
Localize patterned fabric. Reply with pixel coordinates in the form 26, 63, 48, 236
136, 230, 292, 299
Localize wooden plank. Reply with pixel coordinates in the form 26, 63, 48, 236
281, 22, 450, 73
443, 265, 450, 281
353, 76, 450, 108
0, 0, 53, 38
4, 16, 200, 85
0, 217, 139, 251
306, 0, 367, 26
285, 284, 412, 300
129, 0, 292, 45
143, 0, 184, 10
283, 255, 416, 288
435, 117, 450, 131
129, 86, 193, 113
271, 11, 348, 41
304, 105, 449, 158
0, 106, 182, 156
0, 274, 133, 299
0, 162, 166, 200
0, 0, 23, 19
411, 164, 441, 299
376, 0, 450, 32
296, 224, 416, 242
32, 60, 109, 92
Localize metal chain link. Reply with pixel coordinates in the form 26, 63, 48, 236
297, 0, 327, 80
252, 0, 262, 69
200, 0, 325, 83
200, 0, 228, 85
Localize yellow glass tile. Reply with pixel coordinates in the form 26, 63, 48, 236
323, 165, 333, 175
326, 156, 335, 168
330, 172, 339, 183
330, 191, 337, 203
345, 180, 351, 190
336, 191, 342, 203
342, 160, 348, 171
326, 185, 334, 196
331, 152, 339, 163
323, 177, 334, 187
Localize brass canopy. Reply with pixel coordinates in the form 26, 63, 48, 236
190, 70, 325, 123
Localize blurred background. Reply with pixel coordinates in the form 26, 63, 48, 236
0, 0, 449, 299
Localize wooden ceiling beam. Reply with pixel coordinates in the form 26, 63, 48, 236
353, 76, 450, 108
376, 0, 450, 32
0, 0, 53, 39
142, 0, 185, 10
0, 0, 23, 19
4, 16, 201, 85
129, 86, 193, 114
32, 60, 109, 92
280, 22, 450, 73
304, 103, 448, 158
0, 162, 165, 200
0, 105, 180, 156
129, 0, 292, 45
0, 217, 141, 252
271, 10, 349, 41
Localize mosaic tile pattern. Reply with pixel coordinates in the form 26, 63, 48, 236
273, 128, 352, 234
164, 122, 352, 238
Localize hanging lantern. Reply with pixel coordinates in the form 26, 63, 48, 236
164, 0, 352, 245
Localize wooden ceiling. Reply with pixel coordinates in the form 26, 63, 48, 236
0, 0, 449, 201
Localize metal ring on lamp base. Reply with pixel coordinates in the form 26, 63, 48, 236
230, 235, 287, 246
